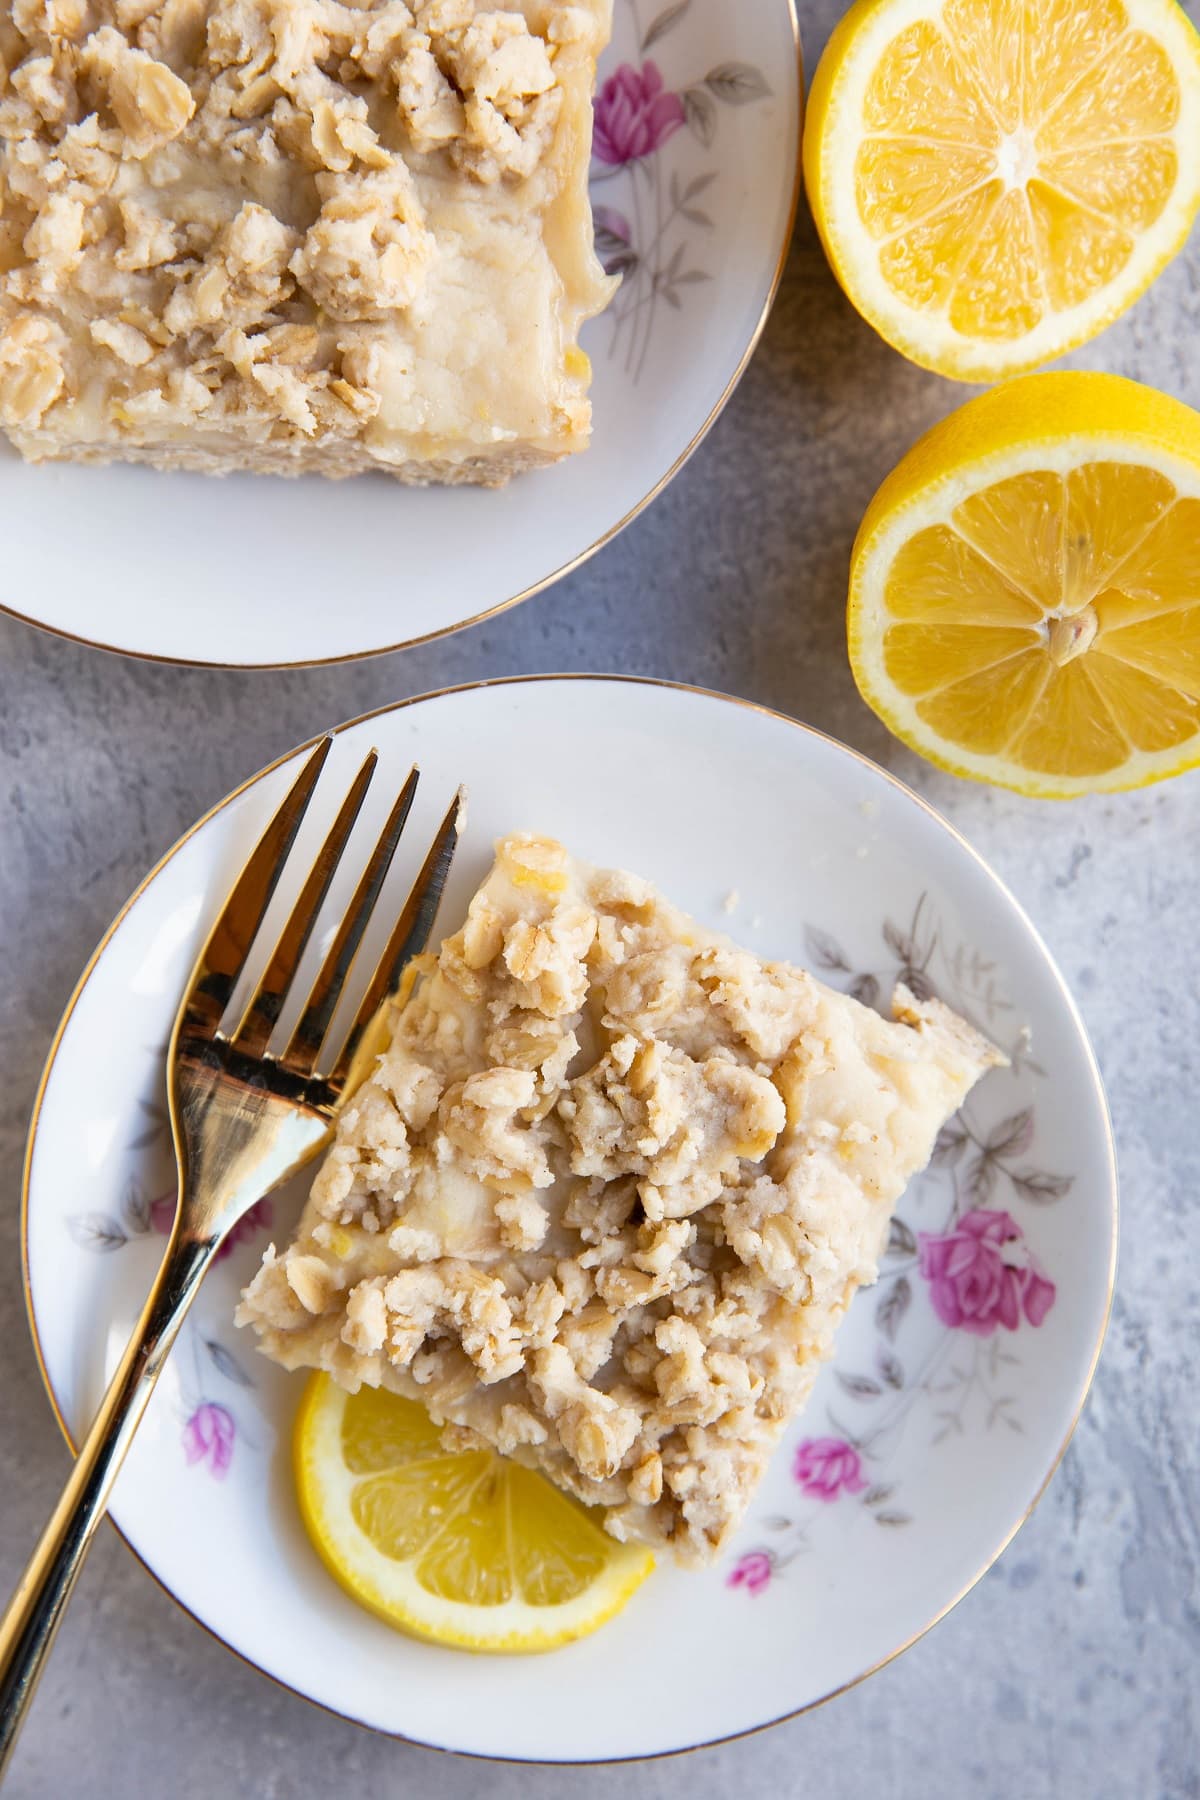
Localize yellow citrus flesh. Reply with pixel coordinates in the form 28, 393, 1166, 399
848, 371, 1200, 797
803, 0, 1200, 380
292, 1375, 654, 1653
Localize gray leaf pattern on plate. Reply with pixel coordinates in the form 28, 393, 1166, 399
590, 0, 771, 382
728, 900, 1068, 1594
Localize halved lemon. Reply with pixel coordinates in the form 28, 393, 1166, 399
848, 371, 1200, 797
804, 0, 1200, 381
293, 1374, 653, 1652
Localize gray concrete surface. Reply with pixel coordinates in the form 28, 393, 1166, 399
2, 3, 1199, 1794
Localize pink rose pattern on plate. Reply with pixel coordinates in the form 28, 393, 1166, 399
919, 1209, 1056, 1337
593, 60, 685, 165
183, 1402, 235, 1480
65, 1093, 268, 1479
793, 1438, 868, 1503
726, 1551, 774, 1596
590, 1, 771, 382
728, 896, 1072, 1590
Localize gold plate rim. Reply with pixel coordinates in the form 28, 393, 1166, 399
0, 4, 804, 673
19, 672, 1118, 1765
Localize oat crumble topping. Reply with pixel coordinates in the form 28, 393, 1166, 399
0, 0, 614, 480
238, 834, 1003, 1564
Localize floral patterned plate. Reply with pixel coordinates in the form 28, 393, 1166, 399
22, 678, 1116, 1761
0, 1, 800, 668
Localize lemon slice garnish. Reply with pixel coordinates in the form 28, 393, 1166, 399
293, 1375, 654, 1653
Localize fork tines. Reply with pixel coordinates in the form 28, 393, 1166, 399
179, 737, 462, 1092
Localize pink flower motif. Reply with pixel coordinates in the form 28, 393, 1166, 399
918, 1208, 1056, 1337
150, 1193, 273, 1262
727, 1550, 773, 1595
593, 61, 685, 165
183, 1402, 234, 1479
793, 1437, 868, 1502
149, 1191, 177, 1236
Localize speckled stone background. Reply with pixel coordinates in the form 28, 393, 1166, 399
2, 3, 1199, 1794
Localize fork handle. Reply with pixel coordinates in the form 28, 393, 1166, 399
0, 1229, 217, 1780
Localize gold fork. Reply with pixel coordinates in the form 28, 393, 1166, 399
0, 739, 462, 1775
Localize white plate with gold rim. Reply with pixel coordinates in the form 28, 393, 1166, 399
0, 2, 800, 669
22, 677, 1115, 1761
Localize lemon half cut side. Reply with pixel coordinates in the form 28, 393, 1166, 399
848, 372, 1200, 797
804, 0, 1200, 380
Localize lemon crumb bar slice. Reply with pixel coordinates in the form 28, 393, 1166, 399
0, 1, 615, 483
239, 834, 1003, 1565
